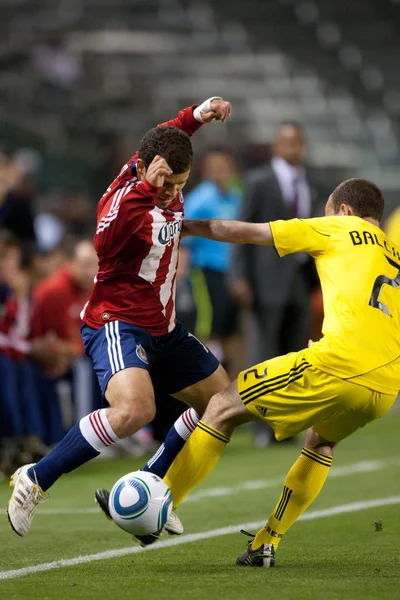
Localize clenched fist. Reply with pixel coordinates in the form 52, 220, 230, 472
145, 155, 172, 187
200, 98, 232, 123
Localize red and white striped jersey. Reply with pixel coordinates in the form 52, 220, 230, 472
82, 105, 203, 336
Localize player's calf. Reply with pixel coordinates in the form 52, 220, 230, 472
201, 380, 257, 437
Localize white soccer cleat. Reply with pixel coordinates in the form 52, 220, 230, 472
165, 510, 184, 535
6, 464, 47, 536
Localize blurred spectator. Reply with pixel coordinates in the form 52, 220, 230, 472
385, 206, 400, 246
0, 230, 19, 307
32, 34, 82, 90
0, 151, 38, 242
31, 239, 98, 378
231, 122, 330, 446
35, 188, 93, 251
0, 240, 49, 476
180, 149, 242, 376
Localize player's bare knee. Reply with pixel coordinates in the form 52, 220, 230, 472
305, 427, 337, 457
118, 402, 155, 436
110, 392, 155, 436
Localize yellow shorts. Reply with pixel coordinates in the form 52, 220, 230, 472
237, 350, 396, 442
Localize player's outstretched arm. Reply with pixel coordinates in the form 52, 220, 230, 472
158, 98, 232, 136
182, 219, 273, 246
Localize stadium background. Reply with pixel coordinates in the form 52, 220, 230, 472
0, 0, 400, 597
1, 0, 400, 474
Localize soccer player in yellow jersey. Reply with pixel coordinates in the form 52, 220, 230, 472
163, 178, 400, 567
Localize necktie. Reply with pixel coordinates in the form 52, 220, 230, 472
292, 174, 301, 218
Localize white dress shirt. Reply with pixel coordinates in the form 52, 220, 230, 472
271, 156, 311, 219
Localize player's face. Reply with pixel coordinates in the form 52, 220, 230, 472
156, 170, 190, 209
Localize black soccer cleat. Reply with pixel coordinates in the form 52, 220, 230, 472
235, 529, 275, 568
95, 487, 162, 547
131, 529, 163, 547
95, 488, 112, 520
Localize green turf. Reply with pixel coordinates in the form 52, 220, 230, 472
1, 410, 399, 599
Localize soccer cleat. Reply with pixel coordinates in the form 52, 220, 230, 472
95, 487, 184, 536
131, 529, 163, 547
235, 530, 275, 568
6, 464, 47, 536
95, 488, 112, 520
165, 510, 184, 535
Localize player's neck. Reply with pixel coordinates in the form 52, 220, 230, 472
362, 216, 380, 229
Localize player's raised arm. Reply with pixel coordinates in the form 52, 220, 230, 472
158, 97, 232, 136
182, 219, 273, 246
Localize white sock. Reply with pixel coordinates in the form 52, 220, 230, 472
79, 409, 119, 452
174, 408, 199, 440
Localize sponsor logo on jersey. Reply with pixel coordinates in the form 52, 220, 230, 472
136, 344, 149, 364
158, 219, 182, 246
255, 404, 268, 417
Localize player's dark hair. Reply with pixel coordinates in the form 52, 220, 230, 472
138, 126, 193, 174
331, 178, 384, 222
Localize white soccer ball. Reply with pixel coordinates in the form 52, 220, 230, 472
109, 471, 172, 537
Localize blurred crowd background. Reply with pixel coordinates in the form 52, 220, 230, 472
1, 0, 400, 477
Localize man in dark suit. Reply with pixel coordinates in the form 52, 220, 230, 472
231, 122, 330, 445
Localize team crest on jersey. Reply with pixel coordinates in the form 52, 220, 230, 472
136, 344, 149, 364
255, 405, 268, 417
102, 312, 110, 320
158, 220, 182, 246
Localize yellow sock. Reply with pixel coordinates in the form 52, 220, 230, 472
164, 421, 229, 508
252, 448, 333, 551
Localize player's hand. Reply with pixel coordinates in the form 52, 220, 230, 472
201, 98, 232, 123
145, 155, 172, 187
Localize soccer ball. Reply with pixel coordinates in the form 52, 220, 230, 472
109, 471, 172, 538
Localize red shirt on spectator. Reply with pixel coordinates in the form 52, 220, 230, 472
0, 295, 32, 360
32, 267, 89, 354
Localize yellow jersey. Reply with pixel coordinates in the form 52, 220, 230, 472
385, 206, 400, 247
270, 216, 400, 395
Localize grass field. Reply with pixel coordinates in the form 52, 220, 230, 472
1, 410, 399, 600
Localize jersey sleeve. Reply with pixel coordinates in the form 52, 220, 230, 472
158, 105, 203, 137
270, 217, 332, 257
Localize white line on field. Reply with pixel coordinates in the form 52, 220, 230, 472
1, 495, 399, 581
0, 457, 398, 516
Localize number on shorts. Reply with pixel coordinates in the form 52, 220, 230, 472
369, 255, 400, 316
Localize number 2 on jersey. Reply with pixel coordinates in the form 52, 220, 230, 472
369, 255, 400, 316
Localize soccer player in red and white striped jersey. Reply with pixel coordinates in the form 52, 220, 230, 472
7, 97, 233, 541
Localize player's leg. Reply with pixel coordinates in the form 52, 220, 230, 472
96, 325, 230, 536
163, 351, 314, 507
140, 363, 229, 479
242, 388, 397, 566
7, 322, 156, 536
244, 428, 335, 560
141, 323, 230, 480
164, 378, 256, 507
